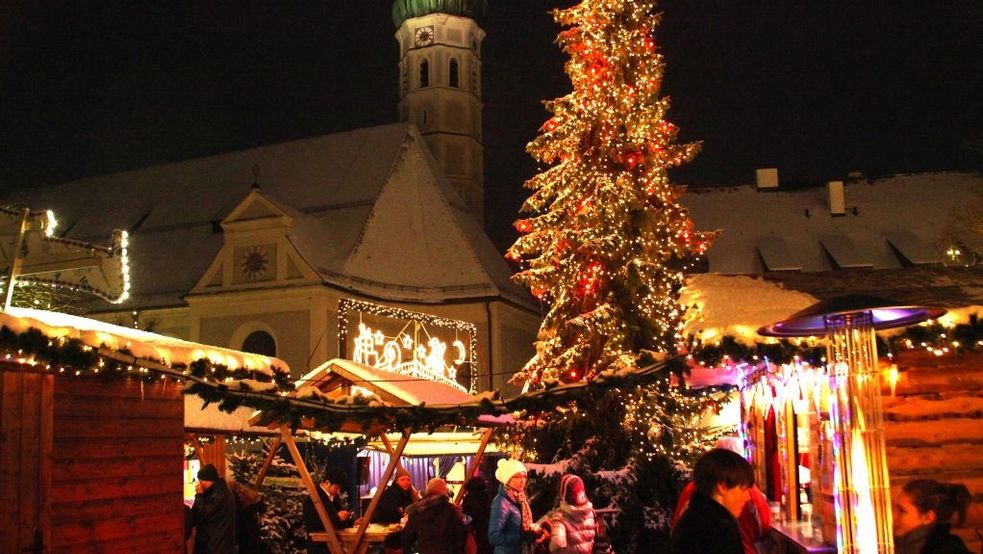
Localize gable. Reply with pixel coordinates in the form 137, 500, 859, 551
342, 138, 491, 289
190, 189, 320, 293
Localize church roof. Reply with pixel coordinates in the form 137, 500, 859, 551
2, 123, 536, 311
392, 0, 488, 28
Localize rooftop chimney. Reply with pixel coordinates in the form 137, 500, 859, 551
755, 168, 779, 191
828, 180, 845, 216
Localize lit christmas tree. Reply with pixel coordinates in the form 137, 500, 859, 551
503, 2, 726, 549
507, 0, 716, 386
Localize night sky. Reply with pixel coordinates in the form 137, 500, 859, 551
1, 1, 981, 250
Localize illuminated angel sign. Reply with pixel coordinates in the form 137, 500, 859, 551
338, 298, 477, 393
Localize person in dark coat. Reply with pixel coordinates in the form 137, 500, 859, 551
191, 464, 237, 554
401, 477, 469, 554
461, 476, 494, 554
893, 479, 972, 554
370, 467, 416, 554
670, 449, 754, 554
373, 467, 416, 524
303, 467, 354, 554
230, 480, 268, 554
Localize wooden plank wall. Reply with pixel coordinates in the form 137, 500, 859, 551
50, 375, 185, 553
884, 350, 983, 553
0, 367, 53, 554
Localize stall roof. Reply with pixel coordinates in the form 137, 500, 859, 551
0, 306, 289, 374
296, 358, 477, 407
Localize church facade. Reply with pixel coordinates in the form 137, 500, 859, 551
2, 0, 541, 393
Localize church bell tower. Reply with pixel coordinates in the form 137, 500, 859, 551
392, 0, 487, 222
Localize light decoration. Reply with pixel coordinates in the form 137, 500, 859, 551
338, 298, 477, 393
0, 206, 131, 306
506, 0, 717, 386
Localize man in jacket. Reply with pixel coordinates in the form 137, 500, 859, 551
192, 464, 237, 554
401, 478, 468, 554
303, 467, 354, 554
671, 449, 754, 554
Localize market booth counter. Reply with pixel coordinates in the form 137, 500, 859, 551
248, 358, 510, 554
0, 307, 288, 554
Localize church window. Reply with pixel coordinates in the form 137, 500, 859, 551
419, 59, 430, 88
449, 58, 459, 88
242, 330, 276, 357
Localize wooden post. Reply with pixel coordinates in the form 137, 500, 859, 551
280, 425, 345, 554
1, 208, 30, 312
351, 428, 411, 554
379, 432, 421, 502
454, 427, 493, 505
190, 436, 206, 465
254, 436, 281, 491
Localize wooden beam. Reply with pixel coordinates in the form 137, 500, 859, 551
1, 208, 29, 311
254, 436, 281, 491
279, 425, 344, 554
379, 432, 420, 502
190, 436, 205, 465
351, 428, 411, 554
454, 427, 493, 505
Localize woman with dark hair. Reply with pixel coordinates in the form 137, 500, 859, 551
893, 479, 972, 554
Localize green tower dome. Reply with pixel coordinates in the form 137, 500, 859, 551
392, 0, 488, 28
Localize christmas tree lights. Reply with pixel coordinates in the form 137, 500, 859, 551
507, 0, 716, 385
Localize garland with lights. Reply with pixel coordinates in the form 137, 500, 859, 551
1, 320, 684, 433
505, 0, 717, 385
684, 313, 983, 371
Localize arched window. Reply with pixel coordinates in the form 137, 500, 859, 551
449, 58, 459, 88
242, 330, 276, 357
419, 59, 429, 88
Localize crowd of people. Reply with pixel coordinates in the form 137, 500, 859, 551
187, 448, 975, 554
297, 458, 603, 554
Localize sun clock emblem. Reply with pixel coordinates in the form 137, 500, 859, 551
240, 246, 270, 280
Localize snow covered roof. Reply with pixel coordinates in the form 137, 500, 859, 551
683, 172, 982, 274
184, 395, 276, 436
680, 274, 819, 343
297, 358, 476, 406
2, 123, 534, 310
0, 306, 287, 373
0, 307, 291, 432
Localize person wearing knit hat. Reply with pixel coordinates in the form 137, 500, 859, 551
547, 475, 596, 554
401, 477, 469, 553
489, 458, 546, 554
191, 464, 236, 553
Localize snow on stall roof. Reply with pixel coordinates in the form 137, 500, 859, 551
680, 274, 819, 344
184, 395, 277, 435
0, 307, 289, 373
298, 358, 476, 406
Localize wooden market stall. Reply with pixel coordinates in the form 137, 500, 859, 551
250, 358, 509, 554
0, 306, 288, 554
744, 301, 983, 553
